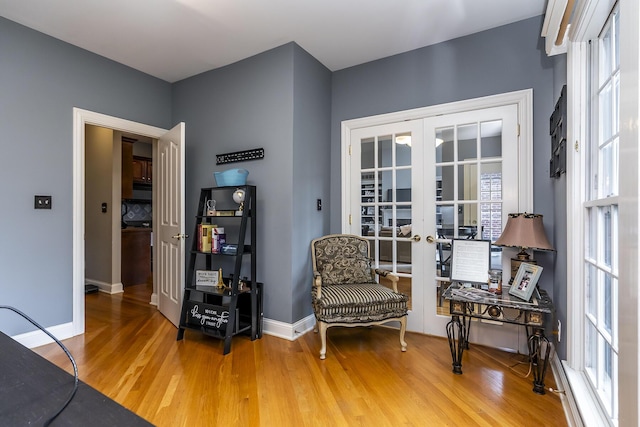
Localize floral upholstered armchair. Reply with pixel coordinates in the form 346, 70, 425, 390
310, 234, 408, 359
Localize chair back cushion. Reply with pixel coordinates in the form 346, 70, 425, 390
312, 235, 373, 285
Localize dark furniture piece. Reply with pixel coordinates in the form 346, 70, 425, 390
177, 185, 262, 355
311, 234, 408, 359
0, 331, 152, 426
443, 282, 553, 394
121, 227, 151, 286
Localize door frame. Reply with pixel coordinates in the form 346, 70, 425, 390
341, 89, 534, 226
72, 108, 171, 336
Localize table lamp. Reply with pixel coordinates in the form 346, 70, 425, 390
494, 213, 554, 283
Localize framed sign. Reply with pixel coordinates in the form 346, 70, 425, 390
450, 239, 491, 284
509, 263, 543, 301
195, 270, 218, 287
184, 301, 238, 333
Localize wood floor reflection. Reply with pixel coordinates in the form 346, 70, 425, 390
33, 284, 568, 426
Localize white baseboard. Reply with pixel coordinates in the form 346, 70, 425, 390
150, 292, 158, 306
85, 278, 123, 294
12, 322, 76, 349
13, 313, 316, 350
551, 353, 584, 427
262, 314, 315, 341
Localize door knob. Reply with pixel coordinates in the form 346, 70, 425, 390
172, 233, 188, 240
410, 234, 421, 242
426, 235, 435, 243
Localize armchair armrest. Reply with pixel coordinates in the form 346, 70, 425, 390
373, 268, 400, 293
313, 271, 323, 298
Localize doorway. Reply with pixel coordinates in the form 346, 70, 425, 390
342, 90, 533, 348
84, 126, 154, 300
72, 108, 186, 336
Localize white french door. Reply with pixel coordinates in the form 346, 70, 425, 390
349, 120, 428, 331
422, 105, 519, 337
346, 101, 522, 341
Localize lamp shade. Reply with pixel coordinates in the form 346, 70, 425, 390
494, 213, 554, 251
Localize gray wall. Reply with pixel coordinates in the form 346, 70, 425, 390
1, 13, 567, 347
172, 43, 331, 324
291, 47, 332, 321
85, 125, 115, 284
0, 17, 172, 335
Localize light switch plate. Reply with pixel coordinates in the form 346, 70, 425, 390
34, 195, 52, 209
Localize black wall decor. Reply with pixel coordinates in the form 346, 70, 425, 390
550, 85, 567, 178
216, 148, 264, 165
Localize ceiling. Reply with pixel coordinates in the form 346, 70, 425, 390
0, 0, 547, 83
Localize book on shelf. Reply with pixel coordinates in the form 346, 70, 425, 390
197, 224, 216, 252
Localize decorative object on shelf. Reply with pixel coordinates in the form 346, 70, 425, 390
221, 243, 238, 255
233, 188, 245, 215
212, 227, 225, 254
494, 213, 554, 283
216, 148, 264, 165
509, 263, 543, 302
216, 268, 226, 289
205, 199, 216, 216
196, 270, 218, 288
212, 210, 236, 216
214, 168, 249, 186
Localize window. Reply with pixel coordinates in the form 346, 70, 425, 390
566, 2, 630, 426
584, 8, 619, 420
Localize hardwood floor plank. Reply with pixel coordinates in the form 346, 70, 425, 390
32, 288, 567, 426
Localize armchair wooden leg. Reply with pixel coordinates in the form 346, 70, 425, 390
399, 316, 408, 352
319, 322, 328, 360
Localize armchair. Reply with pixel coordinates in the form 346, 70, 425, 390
311, 234, 408, 359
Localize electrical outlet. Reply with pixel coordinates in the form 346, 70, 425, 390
557, 320, 562, 343
34, 195, 52, 209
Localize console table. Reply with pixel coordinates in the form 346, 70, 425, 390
442, 283, 554, 394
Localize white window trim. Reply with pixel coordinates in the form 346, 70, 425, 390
566, 0, 639, 426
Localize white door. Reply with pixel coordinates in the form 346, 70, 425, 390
156, 123, 186, 327
347, 105, 519, 338
422, 105, 518, 337
349, 120, 428, 331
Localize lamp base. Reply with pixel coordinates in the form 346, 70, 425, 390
509, 255, 538, 284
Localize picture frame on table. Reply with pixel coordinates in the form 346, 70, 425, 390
508, 262, 543, 301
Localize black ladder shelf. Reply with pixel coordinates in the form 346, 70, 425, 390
176, 185, 262, 354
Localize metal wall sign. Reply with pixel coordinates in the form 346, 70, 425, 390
216, 148, 264, 165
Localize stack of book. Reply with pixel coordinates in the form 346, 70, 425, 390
197, 224, 215, 252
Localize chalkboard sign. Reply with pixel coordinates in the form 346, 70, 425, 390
185, 301, 238, 333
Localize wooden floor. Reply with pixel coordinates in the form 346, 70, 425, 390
33, 283, 568, 427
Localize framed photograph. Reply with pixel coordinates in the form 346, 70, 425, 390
450, 239, 491, 285
509, 263, 543, 301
